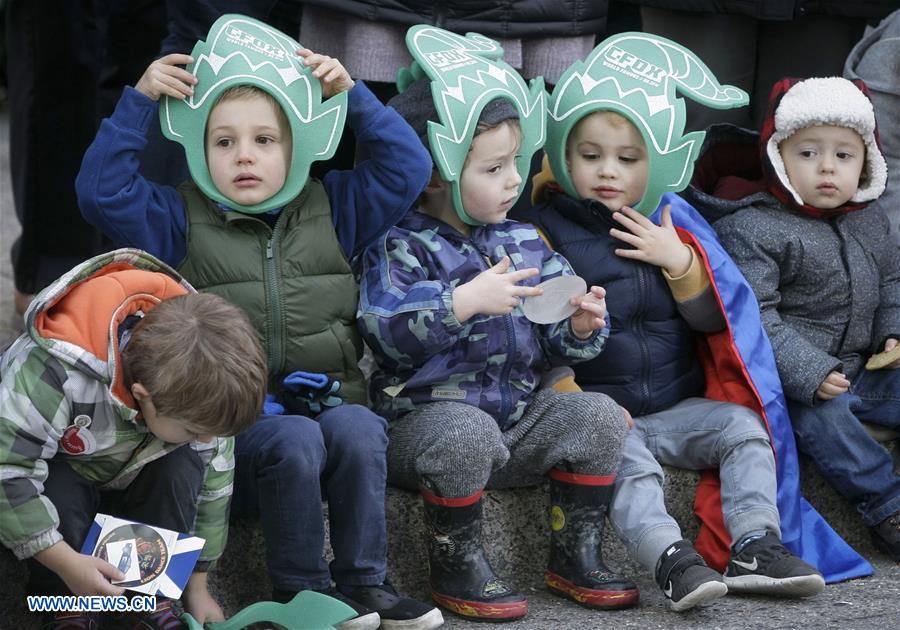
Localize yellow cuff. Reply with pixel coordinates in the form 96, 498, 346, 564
663, 246, 710, 302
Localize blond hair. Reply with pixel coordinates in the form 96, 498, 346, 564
211, 85, 290, 135
122, 292, 266, 437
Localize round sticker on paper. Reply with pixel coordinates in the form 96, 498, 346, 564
97, 524, 169, 588
522, 275, 587, 324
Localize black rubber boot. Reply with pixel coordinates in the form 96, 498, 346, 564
544, 470, 640, 610
421, 486, 528, 621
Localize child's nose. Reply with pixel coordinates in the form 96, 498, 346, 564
508, 168, 522, 189
237, 142, 255, 164
598, 158, 617, 177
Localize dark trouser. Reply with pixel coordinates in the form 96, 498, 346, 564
5, 0, 166, 294
27, 445, 204, 596
229, 405, 389, 592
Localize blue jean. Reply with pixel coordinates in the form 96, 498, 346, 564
230, 404, 389, 591
788, 367, 900, 526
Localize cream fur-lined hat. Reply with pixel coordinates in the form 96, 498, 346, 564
766, 76, 887, 205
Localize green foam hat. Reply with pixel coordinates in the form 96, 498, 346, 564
160, 14, 347, 213
547, 32, 749, 216
398, 25, 546, 226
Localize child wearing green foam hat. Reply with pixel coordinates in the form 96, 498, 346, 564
76, 14, 441, 630
528, 32, 832, 611
358, 25, 634, 621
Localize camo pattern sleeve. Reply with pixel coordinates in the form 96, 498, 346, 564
358, 213, 606, 427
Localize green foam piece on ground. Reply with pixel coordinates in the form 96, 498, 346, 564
180, 590, 356, 629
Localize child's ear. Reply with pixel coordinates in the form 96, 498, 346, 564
131, 382, 150, 402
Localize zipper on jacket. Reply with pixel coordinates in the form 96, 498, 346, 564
469, 238, 516, 426
498, 311, 516, 427
635, 263, 652, 416
265, 215, 287, 380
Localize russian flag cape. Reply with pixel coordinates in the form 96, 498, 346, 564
659, 192, 871, 582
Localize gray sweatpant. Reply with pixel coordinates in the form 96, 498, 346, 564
609, 397, 781, 572
387, 389, 628, 497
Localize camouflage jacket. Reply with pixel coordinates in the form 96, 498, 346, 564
357, 210, 607, 429
0, 250, 234, 565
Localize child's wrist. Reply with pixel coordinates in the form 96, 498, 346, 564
663, 245, 693, 278
451, 286, 474, 322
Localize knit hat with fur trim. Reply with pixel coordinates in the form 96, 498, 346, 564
762, 77, 887, 214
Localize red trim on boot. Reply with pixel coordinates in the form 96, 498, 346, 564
420, 486, 483, 507
544, 570, 639, 610
430, 589, 528, 620
548, 469, 616, 486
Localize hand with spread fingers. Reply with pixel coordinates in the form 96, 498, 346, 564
452, 256, 542, 322
609, 204, 693, 277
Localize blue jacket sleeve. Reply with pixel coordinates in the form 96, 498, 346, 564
324, 81, 432, 260
357, 231, 466, 367
76, 87, 188, 267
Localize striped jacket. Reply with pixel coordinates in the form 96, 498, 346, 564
0, 249, 234, 564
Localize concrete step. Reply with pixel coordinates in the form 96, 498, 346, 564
3, 442, 895, 627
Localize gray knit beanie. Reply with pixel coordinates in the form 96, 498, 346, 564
388, 78, 519, 153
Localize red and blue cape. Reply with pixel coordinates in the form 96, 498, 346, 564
661, 192, 872, 582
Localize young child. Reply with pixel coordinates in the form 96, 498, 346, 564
357, 26, 632, 621
74, 16, 440, 630
528, 34, 832, 611
0, 248, 267, 629
691, 76, 900, 562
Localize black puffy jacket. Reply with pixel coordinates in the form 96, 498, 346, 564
299, 0, 609, 38
528, 193, 706, 416
619, 1, 897, 20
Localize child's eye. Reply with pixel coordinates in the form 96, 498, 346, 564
580, 152, 599, 161
257, 136, 275, 145
487, 164, 502, 174
620, 156, 638, 164
836, 151, 854, 160
215, 138, 232, 148
799, 150, 816, 158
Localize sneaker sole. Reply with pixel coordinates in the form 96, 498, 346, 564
669, 580, 728, 612
544, 570, 640, 609
380, 607, 445, 630
336, 611, 381, 630
430, 590, 528, 621
723, 573, 825, 597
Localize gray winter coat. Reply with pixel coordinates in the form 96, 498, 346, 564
712, 198, 900, 406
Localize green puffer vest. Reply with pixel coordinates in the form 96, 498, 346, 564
176, 180, 367, 405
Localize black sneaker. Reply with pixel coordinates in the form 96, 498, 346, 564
41, 612, 99, 630
870, 510, 900, 562
274, 588, 381, 630
724, 532, 825, 596
339, 582, 444, 630
655, 539, 728, 612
